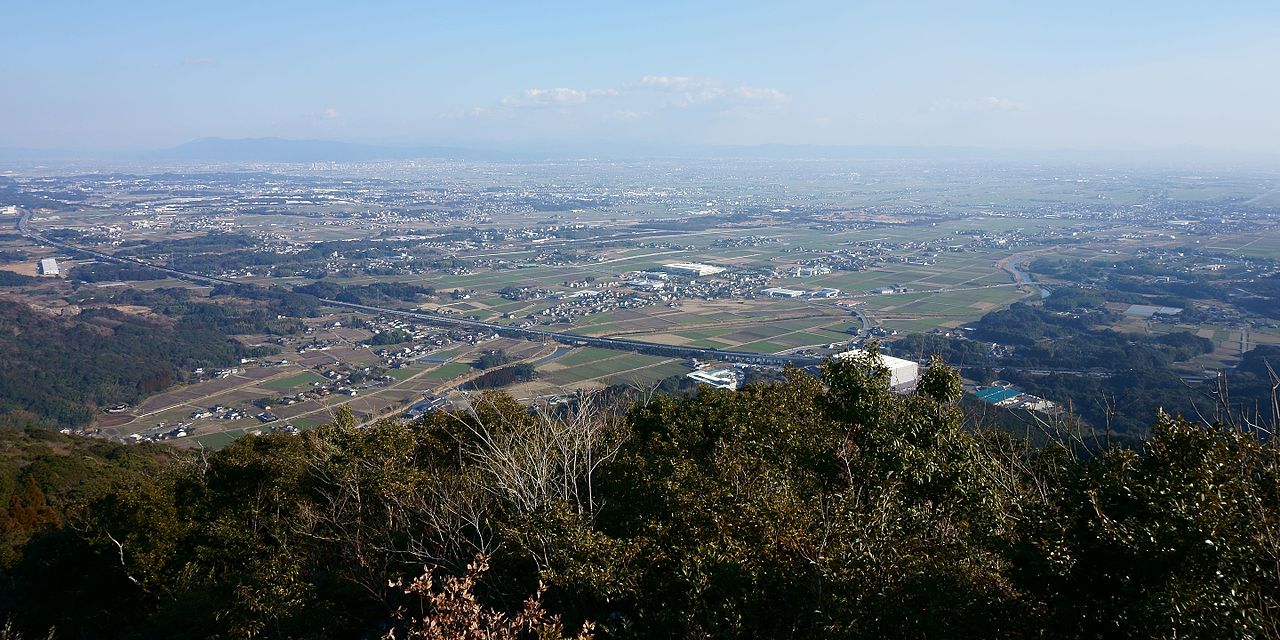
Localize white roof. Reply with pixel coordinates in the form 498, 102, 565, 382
835, 349, 916, 370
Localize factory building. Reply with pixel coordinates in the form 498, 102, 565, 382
686, 367, 743, 390
661, 262, 724, 277
834, 349, 919, 390
794, 265, 832, 277
37, 258, 59, 276
811, 288, 842, 298
761, 287, 806, 298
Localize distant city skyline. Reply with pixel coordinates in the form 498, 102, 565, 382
3, 1, 1279, 154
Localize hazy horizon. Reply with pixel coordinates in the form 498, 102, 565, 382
4, 1, 1279, 154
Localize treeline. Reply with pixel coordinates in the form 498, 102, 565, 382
0, 271, 35, 287
886, 301, 1233, 433
475, 349, 512, 369
1032, 257, 1280, 320
89, 287, 308, 336
0, 299, 245, 427
209, 283, 324, 318
293, 280, 435, 305
68, 261, 168, 282
1, 356, 1277, 638
969, 302, 1214, 370
363, 328, 413, 346
895, 301, 1213, 373
461, 363, 535, 389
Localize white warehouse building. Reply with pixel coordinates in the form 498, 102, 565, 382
662, 262, 724, 277
37, 258, 60, 276
835, 349, 919, 390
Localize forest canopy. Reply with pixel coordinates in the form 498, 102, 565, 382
1, 353, 1276, 639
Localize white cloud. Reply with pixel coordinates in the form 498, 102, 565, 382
610, 110, 651, 121
931, 96, 1028, 113
639, 76, 713, 103
322, 107, 340, 119
639, 75, 697, 90
494, 76, 787, 113
978, 96, 1026, 111
500, 87, 589, 108
636, 75, 787, 108
731, 86, 789, 105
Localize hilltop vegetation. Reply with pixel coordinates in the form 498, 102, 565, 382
885, 301, 1266, 434
1, 352, 1277, 639
0, 299, 245, 428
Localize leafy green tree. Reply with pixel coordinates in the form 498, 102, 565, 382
1010, 412, 1280, 638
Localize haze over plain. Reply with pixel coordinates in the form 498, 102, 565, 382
3, 1, 1279, 156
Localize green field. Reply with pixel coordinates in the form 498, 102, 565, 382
262, 370, 327, 392
418, 362, 474, 382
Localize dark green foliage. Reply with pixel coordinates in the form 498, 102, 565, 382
363, 328, 413, 345
294, 280, 434, 305
0, 300, 244, 427
461, 363, 536, 389
0, 362, 1277, 639
69, 262, 168, 283
1031, 257, 1280, 320
892, 304, 1221, 433
0, 270, 34, 287
918, 354, 963, 403
475, 349, 512, 370
1009, 413, 1280, 637
210, 284, 324, 318
1042, 286, 1106, 311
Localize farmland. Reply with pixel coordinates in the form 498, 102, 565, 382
1, 157, 1276, 447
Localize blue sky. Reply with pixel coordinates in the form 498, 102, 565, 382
3, 1, 1278, 151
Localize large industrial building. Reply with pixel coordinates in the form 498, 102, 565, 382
686, 367, 743, 390
37, 258, 59, 276
661, 262, 724, 277
834, 349, 919, 390
760, 287, 806, 298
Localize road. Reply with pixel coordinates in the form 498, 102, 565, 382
16, 210, 825, 368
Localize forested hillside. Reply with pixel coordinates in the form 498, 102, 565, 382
1, 353, 1276, 639
885, 301, 1265, 434
0, 299, 244, 428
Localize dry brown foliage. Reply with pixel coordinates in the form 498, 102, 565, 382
384, 554, 593, 640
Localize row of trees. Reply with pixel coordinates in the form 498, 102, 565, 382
1, 352, 1277, 638
67, 262, 168, 283
293, 281, 436, 306
462, 363, 536, 390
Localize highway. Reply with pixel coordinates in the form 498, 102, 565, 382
16, 211, 826, 368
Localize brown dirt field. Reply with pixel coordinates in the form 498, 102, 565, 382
0, 262, 39, 276
623, 333, 691, 346
96, 414, 134, 428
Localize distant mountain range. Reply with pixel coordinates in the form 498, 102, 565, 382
154, 137, 512, 162
155, 139, 1278, 164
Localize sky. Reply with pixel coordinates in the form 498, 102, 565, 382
3, 1, 1279, 153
